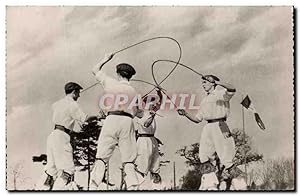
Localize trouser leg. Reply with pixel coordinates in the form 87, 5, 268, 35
212, 123, 235, 169
135, 139, 151, 175
44, 133, 58, 177
35, 134, 57, 190
90, 118, 118, 190
35, 171, 55, 190
118, 118, 146, 189
89, 158, 107, 190
199, 125, 216, 163
52, 171, 77, 190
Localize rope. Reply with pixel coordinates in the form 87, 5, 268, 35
81, 36, 208, 109
81, 36, 182, 93
132, 79, 178, 108
81, 81, 99, 93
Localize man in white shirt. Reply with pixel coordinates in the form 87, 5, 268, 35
36, 82, 88, 190
90, 54, 143, 190
134, 91, 162, 190
178, 75, 246, 190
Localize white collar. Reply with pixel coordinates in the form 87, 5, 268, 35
65, 95, 75, 102
207, 88, 217, 95
119, 80, 130, 84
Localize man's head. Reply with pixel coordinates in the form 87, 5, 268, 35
201, 75, 220, 93
65, 82, 83, 101
135, 108, 144, 119
116, 63, 136, 81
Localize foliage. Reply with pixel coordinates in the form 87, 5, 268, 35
176, 128, 263, 190
257, 158, 294, 190
70, 116, 103, 171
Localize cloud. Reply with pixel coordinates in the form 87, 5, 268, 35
236, 6, 271, 23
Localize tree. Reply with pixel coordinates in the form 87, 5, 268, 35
7, 161, 30, 190
70, 115, 103, 189
176, 128, 263, 190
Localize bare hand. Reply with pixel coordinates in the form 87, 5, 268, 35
150, 110, 156, 116
177, 109, 186, 116
222, 132, 231, 138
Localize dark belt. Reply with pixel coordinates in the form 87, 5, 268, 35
107, 111, 133, 119
206, 118, 232, 137
138, 133, 154, 137
207, 117, 227, 123
137, 134, 163, 145
54, 124, 71, 135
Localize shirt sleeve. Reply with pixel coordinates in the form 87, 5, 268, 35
137, 116, 146, 128
70, 102, 87, 128
216, 88, 235, 101
95, 70, 118, 89
195, 110, 204, 121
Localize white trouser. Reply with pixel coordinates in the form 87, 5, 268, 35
90, 115, 142, 189
199, 122, 235, 168
35, 172, 56, 190
38, 130, 76, 190
135, 137, 160, 175
45, 130, 75, 176
51, 171, 78, 190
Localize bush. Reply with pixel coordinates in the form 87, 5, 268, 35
258, 158, 294, 190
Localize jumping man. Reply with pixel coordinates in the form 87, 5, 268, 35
177, 75, 246, 190
90, 53, 143, 190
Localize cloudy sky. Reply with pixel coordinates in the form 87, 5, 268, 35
6, 6, 293, 189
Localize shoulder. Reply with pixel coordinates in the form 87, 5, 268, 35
69, 99, 80, 108
63, 97, 80, 112
52, 98, 64, 108
95, 70, 106, 77
127, 83, 137, 93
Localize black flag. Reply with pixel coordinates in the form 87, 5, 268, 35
241, 95, 266, 130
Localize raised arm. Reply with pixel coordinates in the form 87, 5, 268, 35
92, 53, 114, 75
143, 111, 156, 128
215, 81, 236, 93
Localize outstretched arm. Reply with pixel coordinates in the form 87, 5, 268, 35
177, 109, 202, 124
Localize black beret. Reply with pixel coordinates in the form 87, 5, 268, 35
116, 63, 136, 76
65, 82, 83, 93
202, 75, 220, 83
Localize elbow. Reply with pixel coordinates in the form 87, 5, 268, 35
227, 84, 236, 92
195, 120, 200, 124
228, 88, 236, 93
92, 67, 98, 75
144, 123, 150, 128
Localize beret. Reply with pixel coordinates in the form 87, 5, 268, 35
116, 63, 136, 76
202, 75, 220, 83
65, 82, 83, 92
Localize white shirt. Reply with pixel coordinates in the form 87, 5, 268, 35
95, 70, 138, 115
135, 111, 156, 135
196, 88, 235, 121
52, 96, 87, 132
